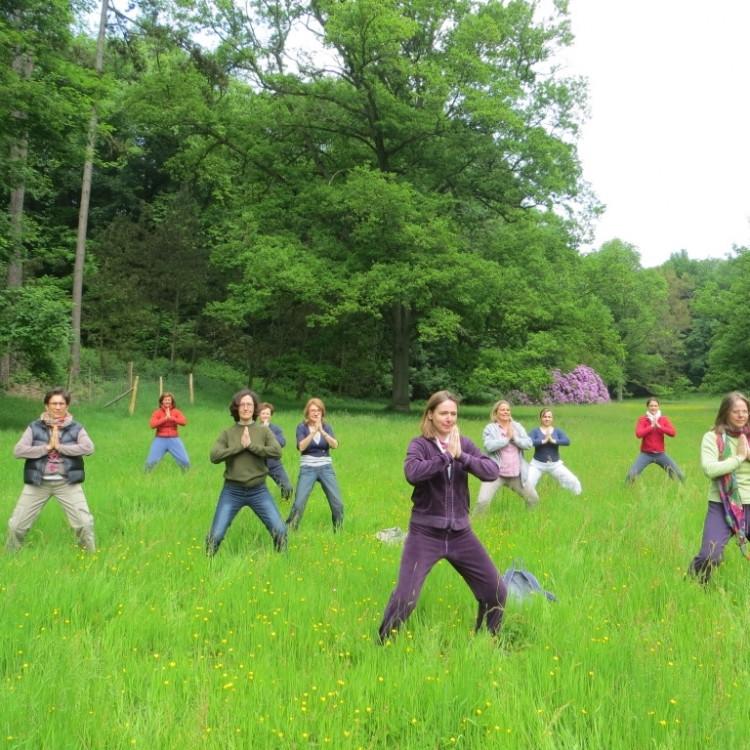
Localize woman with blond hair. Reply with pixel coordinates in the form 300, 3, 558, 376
286, 398, 344, 531
378, 390, 505, 642
474, 400, 538, 513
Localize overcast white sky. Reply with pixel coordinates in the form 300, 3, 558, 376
563, 0, 750, 267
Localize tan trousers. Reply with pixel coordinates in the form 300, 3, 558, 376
6, 480, 96, 552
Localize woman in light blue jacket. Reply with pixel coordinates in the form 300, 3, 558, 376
474, 400, 538, 513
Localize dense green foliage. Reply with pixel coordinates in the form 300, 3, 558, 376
1, 0, 748, 402
1, 389, 749, 749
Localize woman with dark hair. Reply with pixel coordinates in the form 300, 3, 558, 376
474, 400, 538, 513
6, 388, 96, 553
144, 392, 190, 472
258, 402, 294, 501
378, 390, 506, 642
625, 397, 684, 484
286, 398, 344, 532
527, 408, 582, 495
688, 391, 750, 583
205, 389, 286, 555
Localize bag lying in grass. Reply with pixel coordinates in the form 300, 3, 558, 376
503, 559, 558, 603
375, 527, 408, 545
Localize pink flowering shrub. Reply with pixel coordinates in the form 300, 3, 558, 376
543, 365, 610, 404
509, 365, 610, 405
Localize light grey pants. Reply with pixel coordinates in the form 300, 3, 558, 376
528, 459, 582, 495
474, 475, 539, 513
7, 480, 96, 552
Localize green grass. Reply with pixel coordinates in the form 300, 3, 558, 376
0, 390, 747, 749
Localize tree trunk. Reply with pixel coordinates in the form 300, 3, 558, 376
337, 346, 346, 398
153, 309, 162, 361
70, 0, 108, 375
389, 301, 411, 412
1, 45, 34, 386
295, 374, 307, 401
170, 292, 180, 365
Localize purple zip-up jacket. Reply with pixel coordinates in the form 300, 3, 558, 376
404, 435, 500, 530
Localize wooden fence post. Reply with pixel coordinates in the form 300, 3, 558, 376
189, 372, 194, 404
128, 375, 139, 416
159, 376, 163, 396
128, 361, 133, 390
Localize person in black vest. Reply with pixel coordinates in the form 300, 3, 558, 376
6, 388, 96, 553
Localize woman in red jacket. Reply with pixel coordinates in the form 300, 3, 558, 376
144, 392, 191, 472
625, 398, 684, 483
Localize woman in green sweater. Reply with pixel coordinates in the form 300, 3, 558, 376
688, 391, 750, 582
205, 389, 287, 555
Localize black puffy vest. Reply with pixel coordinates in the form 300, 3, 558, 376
23, 420, 86, 485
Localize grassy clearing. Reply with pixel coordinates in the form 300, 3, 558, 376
0, 389, 747, 749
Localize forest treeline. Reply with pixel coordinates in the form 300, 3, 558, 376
1, 0, 747, 409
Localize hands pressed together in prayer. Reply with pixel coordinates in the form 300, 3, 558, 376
736, 434, 749, 461
46, 425, 60, 452
446, 426, 462, 459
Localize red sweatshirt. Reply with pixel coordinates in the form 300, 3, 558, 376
149, 407, 187, 438
635, 415, 676, 453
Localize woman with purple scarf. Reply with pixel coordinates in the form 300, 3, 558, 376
688, 391, 750, 583
378, 390, 506, 643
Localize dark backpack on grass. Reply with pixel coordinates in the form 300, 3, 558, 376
503, 559, 558, 603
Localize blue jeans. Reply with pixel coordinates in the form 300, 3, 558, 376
145, 437, 190, 471
625, 451, 684, 484
286, 464, 344, 531
267, 460, 294, 500
206, 482, 287, 554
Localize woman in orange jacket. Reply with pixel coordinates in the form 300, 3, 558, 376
625, 397, 684, 483
144, 392, 190, 472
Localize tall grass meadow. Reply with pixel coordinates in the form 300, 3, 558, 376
1, 386, 747, 748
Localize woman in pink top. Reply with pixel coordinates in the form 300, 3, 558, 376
144, 392, 190, 472
474, 400, 538, 512
625, 397, 683, 484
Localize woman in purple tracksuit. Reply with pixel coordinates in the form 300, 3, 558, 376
378, 390, 507, 642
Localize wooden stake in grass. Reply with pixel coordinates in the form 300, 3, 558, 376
128, 375, 139, 416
